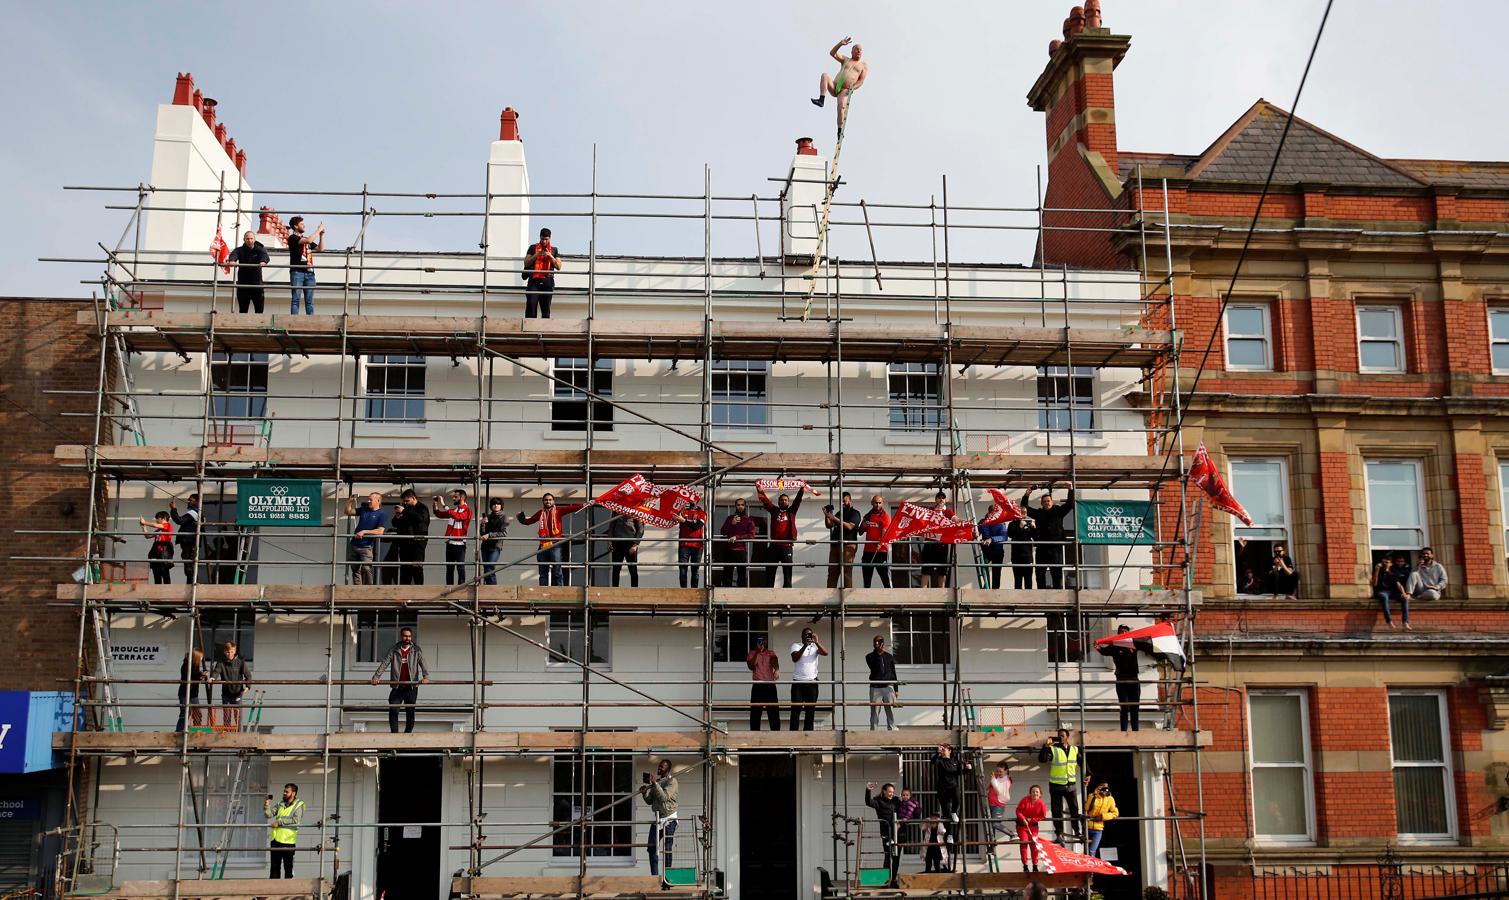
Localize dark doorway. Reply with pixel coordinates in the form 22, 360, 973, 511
740, 755, 796, 900
1089, 751, 1142, 900
376, 756, 442, 900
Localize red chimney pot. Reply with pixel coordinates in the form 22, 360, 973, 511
1069, 6, 1086, 33
214, 123, 227, 145
1085, 0, 1102, 28
1062, 17, 1073, 40
235, 149, 247, 175
499, 107, 521, 141
1049, 39, 1063, 55
224, 137, 237, 158
173, 73, 195, 105
795, 137, 818, 156
202, 101, 217, 131
191, 89, 203, 112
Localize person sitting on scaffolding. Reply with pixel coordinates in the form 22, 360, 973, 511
811, 36, 868, 138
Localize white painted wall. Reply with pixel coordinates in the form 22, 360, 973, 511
143, 105, 256, 273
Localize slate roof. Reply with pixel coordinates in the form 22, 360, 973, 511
1386, 159, 1509, 190
1185, 100, 1424, 186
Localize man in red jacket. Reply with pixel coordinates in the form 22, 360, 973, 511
860, 495, 891, 588
517, 493, 588, 586
756, 484, 806, 587
676, 499, 707, 588
433, 489, 473, 586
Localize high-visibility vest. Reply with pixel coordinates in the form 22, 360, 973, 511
270, 799, 304, 845
1048, 745, 1080, 785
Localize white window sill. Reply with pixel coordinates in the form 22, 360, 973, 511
711, 430, 779, 444
548, 857, 637, 869
1252, 837, 1317, 848
1225, 366, 1274, 373
1028, 434, 1111, 451
883, 432, 944, 447
539, 430, 620, 442
354, 424, 431, 440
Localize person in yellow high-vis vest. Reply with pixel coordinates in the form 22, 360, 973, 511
1037, 728, 1089, 845
265, 783, 304, 879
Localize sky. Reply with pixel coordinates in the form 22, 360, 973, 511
1, 0, 1504, 297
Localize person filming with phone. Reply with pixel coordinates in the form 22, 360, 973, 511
523, 227, 562, 318
640, 759, 679, 877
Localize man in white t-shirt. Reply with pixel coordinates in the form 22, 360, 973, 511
789, 627, 829, 731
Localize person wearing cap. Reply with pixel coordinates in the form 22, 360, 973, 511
745, 635, 781, 731
523, 227, 562, 318
864, 634, 899, 730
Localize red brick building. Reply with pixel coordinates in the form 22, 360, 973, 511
1031, 4, 1509, 897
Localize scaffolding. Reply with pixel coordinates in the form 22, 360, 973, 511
37, 157, 1209, 900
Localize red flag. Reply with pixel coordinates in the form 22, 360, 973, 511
755, 478, 821, 497
1033, 834, 1130, 876
1095, 621, 1186, 671
1188, 442, 1252, 526
594, 475, 700, 529
210, 227, 231, 275
980, 489, 1026, 526
878, 501, 977, 546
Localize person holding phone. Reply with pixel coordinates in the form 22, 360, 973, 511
286, 216, 324, 315
1085, 781, 1119, 857
746, 635, 781, 731
640, 759, 679, 876
523, 227, 562, 318
719, 499, 757, 587
789, 627, 828, 731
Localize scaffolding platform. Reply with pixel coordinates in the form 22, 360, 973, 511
70, 878, 322, 899
59, 582, 1199, 614
58, 445, 1175, 485
87, 311, 1172, 368
450, 875, 703, 899
56, 728, 1209, 756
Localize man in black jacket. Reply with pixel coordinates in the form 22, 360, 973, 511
170, 494, 201, 584
931, 743, 971, 825
864, 782, 902, 887
227, 230, 270, 313
481, 498, 509, 585
1006, 515, 1036, 589
865, 635, 899, 730
213, 641, 252, 729
1022, 485, 1075, 589
390, 490, 432, 585
1096, 624, 1141, 732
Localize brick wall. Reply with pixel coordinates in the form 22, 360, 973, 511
0, 298, 101, 691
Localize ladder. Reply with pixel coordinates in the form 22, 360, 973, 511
89, 609, 125, 732
799, 94, 856, 321
208, 693, 265, 878
109, 330, 147, 446
951, 419, 990, 589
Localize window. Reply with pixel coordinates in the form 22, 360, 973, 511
548, 612, 610, 667
1225, 304, 1273, 371
1388, 690, 1455, 840
198, 609, 255, 665
1231, 459, 1291, 595
364, 355, 426, 424
551, 752, 633, 858
712, 360, 770, 431
888, 363, 941, 432
1365, 460, 1426, 563
713, 612, 769, 663
1501, 462, 1509, 575
1491, 308, 1509, 374
210, 352, 268, 420
185, 756, 270, 867
1357, 306, 1405, 373
1047, 613, 1102, 664
552, 358, 614, 432
1248, 691, 1314, 841
890, 613, 951, 666
1036, 366, 1094, 432
356, 612, 418, 664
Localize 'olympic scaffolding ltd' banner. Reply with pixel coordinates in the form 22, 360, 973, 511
593, 475, 701, 529
236, 478, 323, 526
1074, 499, 1155, 545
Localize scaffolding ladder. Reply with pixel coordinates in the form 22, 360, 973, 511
109, 329, 146, 446
89, 608, 125, 732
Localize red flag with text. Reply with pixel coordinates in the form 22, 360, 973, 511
210, 227, 231, 275
755, 478, 821, 497
594, 475, 701, 529
878, 501, 977, 546
980, 489, 1027, 526
1188, 442, 1253, 526
1032, 834, 1130, 876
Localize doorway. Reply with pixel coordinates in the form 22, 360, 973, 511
376, 756, 442, 899
739, 755, 796, 900
1088, 750, 1142, 900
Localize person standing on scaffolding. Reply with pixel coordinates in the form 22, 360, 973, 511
214, 640, 251, 729
811, 37, 868, 138
523, 227, 561, 319
863, 781, 902, 888
1023, 484, 1075, 589
286, 216, 323, 315
264, 783, 303, 879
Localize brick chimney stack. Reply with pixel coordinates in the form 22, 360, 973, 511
486, 106, 531, 259
1026, 0, 1132, 268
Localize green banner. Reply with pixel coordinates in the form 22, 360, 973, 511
1075, 499, 1154, 545
236, 478, 323, 526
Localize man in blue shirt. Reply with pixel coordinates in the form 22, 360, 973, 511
978, 517, 1008, 589
344, 492, 389, 585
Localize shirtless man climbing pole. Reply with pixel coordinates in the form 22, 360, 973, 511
812, 36, 867, 137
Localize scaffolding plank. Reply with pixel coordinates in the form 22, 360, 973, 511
894, 872, 1084, 890
55, 445, 1175, 485
88, 879, 321, 899
85, 311, 1170, 368
450, 876, 689, 898
55, 728, 1210, 754
59, 583, 1199, 614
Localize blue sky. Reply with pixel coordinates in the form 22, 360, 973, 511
2, 1, 1502, 296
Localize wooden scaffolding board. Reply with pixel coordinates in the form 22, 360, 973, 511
450, 875, 702, 898
87, 311, 1171, 369
77, 878, 322, 899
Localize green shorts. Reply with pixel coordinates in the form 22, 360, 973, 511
833, 70, 848, 94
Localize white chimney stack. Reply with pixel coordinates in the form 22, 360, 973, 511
143, 73, 255, 256
781, 137, 828, 264
486, 107, 530, 260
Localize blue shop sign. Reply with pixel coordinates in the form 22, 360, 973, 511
0, 691, 75, 774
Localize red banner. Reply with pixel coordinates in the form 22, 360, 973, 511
980, 489, 1026, 526
1033, 834, 1130, 876
594, 475, 701, 529
210, 227, 231, 275
878, 501, 977, 546
1188, 442, 1253, 526
755, 478, 821, 497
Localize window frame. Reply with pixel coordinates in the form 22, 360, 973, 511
712, 611, 770, 665
209, 352, 269, 422
550, 751, 635, 859
1046, 612, 1104, 665
197, 609, 256, 666
887, 362, 942, 433
185, 756, 271, 867
1245, 689, 1316, 844
1490, 307, 1509, 376
547, 611, 611, 668
1500, 461, 1509, 577
552, 357, 614, 432
889, 612, 953, 668
1035, 366, 1096, 433
1363, 459, 1428, 556
1230, 457, 1293, 596
355, 612, 419, 665
1356, 305, 1406, 374
362, 354, 428, 425
1224, 303, 1274, 372
710, 360, 771, 432
1386, 688, 1458, 843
